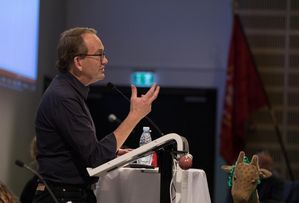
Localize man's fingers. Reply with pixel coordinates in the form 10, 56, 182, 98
131, 83, 160, 103
142, 83, 156, 98
143, 83, 159, 99
148, 85, 160, 102
131, 84, 137, 99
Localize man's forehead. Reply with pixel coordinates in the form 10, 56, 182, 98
82, 33, 104, 51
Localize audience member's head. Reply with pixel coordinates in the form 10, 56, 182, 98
257, 151, 273, 171
0, 181, 18, 203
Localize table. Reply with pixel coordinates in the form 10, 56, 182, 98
94, 167, 211, 203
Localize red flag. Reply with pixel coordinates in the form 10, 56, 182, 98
220, 14, 268, 164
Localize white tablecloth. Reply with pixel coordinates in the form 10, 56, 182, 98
178, 168, 211, 203
94, 167, 211, 203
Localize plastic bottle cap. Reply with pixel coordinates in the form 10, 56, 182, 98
143, 126, 150, 131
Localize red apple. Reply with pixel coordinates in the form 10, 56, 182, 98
178, 154, 193, 170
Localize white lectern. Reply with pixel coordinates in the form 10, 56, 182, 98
87, 133, 209, 203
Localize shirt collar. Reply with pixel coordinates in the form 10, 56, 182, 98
60, 72, 90, 100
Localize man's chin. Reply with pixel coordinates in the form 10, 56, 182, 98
100, 74, 105, 80
97, 74, 105, 81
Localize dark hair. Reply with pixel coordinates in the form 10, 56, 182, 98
55, 27, 97, 72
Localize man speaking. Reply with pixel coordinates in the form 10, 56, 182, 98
33, 27, 159, 203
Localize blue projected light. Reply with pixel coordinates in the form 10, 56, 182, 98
0, 0, 40, 90
131, 71, 155, 87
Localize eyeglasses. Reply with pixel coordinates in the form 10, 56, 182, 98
76, 52, 106, 63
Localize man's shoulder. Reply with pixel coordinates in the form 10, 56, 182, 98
45, 76, 76, 99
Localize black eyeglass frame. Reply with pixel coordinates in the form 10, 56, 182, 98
75, 52, 106, 62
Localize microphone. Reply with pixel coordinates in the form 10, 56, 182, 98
15, 160, 59, 203
108, 113, 137, 135
108, 113, 122, 124
107, 82, 164, 136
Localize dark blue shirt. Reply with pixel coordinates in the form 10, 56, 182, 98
35, 72, 116, 185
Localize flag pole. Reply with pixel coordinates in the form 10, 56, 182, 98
266, 108, 295, 181
235, 9, 294, 181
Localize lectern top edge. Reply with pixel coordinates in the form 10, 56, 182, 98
87, 133, 187, 177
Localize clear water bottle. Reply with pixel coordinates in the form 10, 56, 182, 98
137, 126, 153, 165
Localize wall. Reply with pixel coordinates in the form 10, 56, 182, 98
66, 0, 231, 82
0, 87, 38, 195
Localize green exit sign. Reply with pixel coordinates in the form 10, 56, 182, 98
131, 71, 155, 87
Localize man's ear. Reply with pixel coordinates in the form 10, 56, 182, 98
73, 56, 83, 72
221, 165, 233, 173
